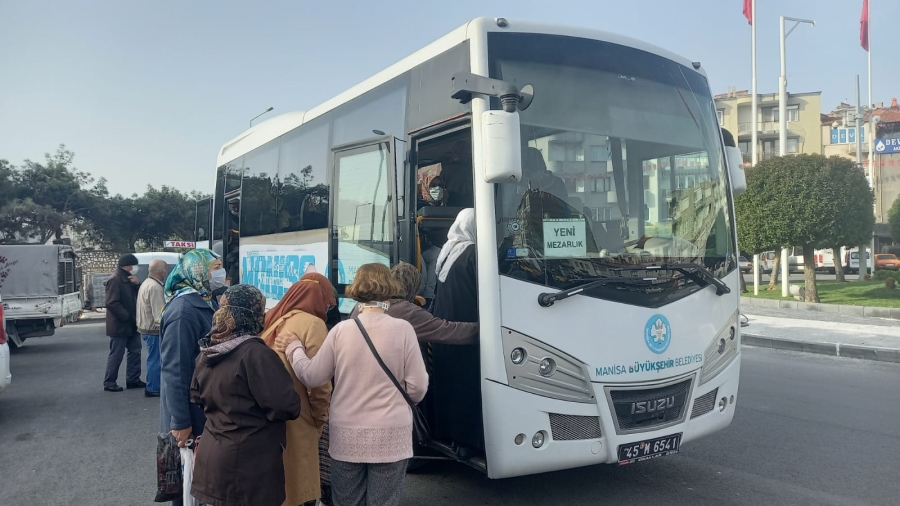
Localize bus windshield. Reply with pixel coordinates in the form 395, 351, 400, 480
490, 33, 736, 303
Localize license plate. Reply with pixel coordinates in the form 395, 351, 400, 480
617, 433, 681, 465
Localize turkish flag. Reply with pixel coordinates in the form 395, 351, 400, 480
743, 0, 752, 25
860, 0, 869, 51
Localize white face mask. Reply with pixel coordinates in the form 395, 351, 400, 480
129, 266, 139, 275
429, 187, 444, 201
209, 268, 227, 290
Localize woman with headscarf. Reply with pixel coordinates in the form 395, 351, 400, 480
190, 284, 301, 506
260, 271, 336, 506
432, 208, 478, 323
159, 249, 226, 481
430, 208, 483, 456
274, 263, 428, 506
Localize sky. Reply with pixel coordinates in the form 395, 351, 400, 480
1, 0, 896, 196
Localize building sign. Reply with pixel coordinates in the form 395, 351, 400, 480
164, 240, 196, 248
542, 218, 587, 258
830, 127, 865, 145
874, 138, 900, 154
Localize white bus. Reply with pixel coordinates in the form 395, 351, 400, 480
200, 17, 747, 478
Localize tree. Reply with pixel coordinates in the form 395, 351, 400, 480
735, 166, 781, 291
889, 196, 900, 245
821, 157, 875, 282
0, 146, 106, 243
735, 154, 873, 302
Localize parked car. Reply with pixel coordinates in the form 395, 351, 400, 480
814, 249, 836, 274
132, 252, 181, 283
738, 256, 752, 273
760, 249, 804, 273
0, 293, 12, 394
844, 249, 872, 274
874, 253, 899, 271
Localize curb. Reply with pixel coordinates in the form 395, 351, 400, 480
740, 296, 900, 321
742, 333, 900, 363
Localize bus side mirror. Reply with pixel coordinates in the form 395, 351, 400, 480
725, 146, 746, 196
482, 110, 523, 183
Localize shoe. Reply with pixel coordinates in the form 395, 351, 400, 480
144, 389, 160, 398
126, 380, 147, 390
104, 385, 124, 392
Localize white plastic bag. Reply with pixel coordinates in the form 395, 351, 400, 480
180, 446, 198, 506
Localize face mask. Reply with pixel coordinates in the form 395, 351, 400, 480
129, 266, 139, 275
429, 187, 444, 201
209, 268, 227, 290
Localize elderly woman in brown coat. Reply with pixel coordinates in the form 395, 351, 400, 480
261, 271, 336, 506
189, 284, 301, 506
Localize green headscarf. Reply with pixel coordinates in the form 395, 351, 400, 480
162, 249, 219, 315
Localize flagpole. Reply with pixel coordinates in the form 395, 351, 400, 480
751, 0, 760, 295
868, 0, 876, 271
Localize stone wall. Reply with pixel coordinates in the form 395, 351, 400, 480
78, 250, 119, 277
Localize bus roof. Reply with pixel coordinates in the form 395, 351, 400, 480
216, 17, 703, 167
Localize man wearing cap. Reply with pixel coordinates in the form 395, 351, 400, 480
103, 253, 145, 392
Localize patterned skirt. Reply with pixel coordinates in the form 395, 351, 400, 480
319, 421, 332, 506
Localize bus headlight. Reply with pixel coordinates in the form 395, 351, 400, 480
511, 347, 527, 365
699, 312, 740, 385
539, 358, 556, 377
501, 327, 594, 403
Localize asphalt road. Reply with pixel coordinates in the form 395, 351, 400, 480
1, 316, 898, 506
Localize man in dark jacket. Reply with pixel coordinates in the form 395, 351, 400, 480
103, 253, 145, 392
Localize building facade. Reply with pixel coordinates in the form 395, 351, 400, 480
821, 100, 900, 250
715, 90, 823, 165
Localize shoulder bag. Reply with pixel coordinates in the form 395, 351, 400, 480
353, 317, 430, 446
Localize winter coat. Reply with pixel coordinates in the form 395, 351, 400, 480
261, 310, 332, 506
105, 267, 139, 338
190, 338, 302, 506
159, 293, 217, 435
349, 299, 478, 345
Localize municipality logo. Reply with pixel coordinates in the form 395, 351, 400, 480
644, 315, 671, 354
876, 140, 886, 153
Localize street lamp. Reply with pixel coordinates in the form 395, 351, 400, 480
778, 15, 815, 297
250, 106, 274, 127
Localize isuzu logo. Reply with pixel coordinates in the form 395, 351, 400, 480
631, 396, 676, 415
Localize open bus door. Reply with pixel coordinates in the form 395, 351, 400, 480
328, 137, 398, 312
194, 198, 212, 249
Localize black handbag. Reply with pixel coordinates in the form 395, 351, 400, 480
353, 318, 431, 446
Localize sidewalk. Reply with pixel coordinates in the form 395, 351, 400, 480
741, 306, 900, 363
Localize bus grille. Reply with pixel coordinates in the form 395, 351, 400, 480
548, 414, 602, 441
608, 378, 692, 433
690, 389, 719, 419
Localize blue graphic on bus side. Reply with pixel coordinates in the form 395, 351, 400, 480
242, 254, 346, 301
644, 314, 672, 354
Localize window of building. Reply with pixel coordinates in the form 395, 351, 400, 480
716, 109, 724, 125
548, 141, 583, 162
589, 145, 607, 162
762, 106, 799, 122
786, 138, 799, 154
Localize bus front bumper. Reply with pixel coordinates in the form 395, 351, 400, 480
481, 354, 740, 479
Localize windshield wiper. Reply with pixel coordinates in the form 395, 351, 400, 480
645, 263, 730, 296
538, 276, 669, 307
537, 263, 730, 307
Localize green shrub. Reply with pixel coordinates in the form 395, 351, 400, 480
886, 277, 896, 290
874, 269, 898, 281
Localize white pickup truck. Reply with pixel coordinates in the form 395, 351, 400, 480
0, 244, 82, 348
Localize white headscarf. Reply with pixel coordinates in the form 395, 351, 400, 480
435, 208, 476, 283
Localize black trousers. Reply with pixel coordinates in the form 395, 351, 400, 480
104, 334, 142, 387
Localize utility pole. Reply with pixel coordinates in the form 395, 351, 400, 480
778, 15, 815, 297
